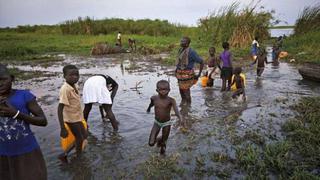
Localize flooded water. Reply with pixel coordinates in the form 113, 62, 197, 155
9, 52, 320, 179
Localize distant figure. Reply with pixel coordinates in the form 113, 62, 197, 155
276, 36, 283, 49
272, 44, 281, 66
147, 80, 183, 155
128, 38, 136, 52
219, 42, 233, 91
83, 75, 119, 131
117, 31, 122, 47
0, 64, 48, 180
207, 47, 221, 87
251, 48, 268, 77
175, 36, 204, 105
251, 42, 258, 61
252, 36, 260, 47
231, 67, 246, 101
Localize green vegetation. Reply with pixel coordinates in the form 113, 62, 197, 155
284, 31, 320, 64
0, 1, 274, 64
294, 5, 320, 35
136, 154, 184, 178
60, 17, 187, 36
235, 96, 320, 178
198, 1, 273, 48
283, 4, 320, 64
0, 32, 180, 61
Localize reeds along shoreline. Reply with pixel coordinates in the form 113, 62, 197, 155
294, 4, 320, 35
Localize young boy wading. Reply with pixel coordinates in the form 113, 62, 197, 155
175, 37, 204, 105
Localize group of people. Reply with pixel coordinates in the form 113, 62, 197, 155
175, 36, 249, 104
0, 35, 277, 179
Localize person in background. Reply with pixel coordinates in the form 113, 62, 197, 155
207, 47, 221, 87
219, 42, 233, 91
175, 36, 204, 105
117, 32, 122, 47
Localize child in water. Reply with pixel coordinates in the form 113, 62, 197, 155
0, 64, 48, 180
147, 80, 183, 154
251, 48, 268, 77
220, 42, 233, 91
207, 47, 221, 87
58, 65, 87, 163
231, 67, 246, 101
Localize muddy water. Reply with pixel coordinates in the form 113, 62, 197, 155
10, 52, 320, 179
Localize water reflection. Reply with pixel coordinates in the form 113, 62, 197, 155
8, 53, 320, 179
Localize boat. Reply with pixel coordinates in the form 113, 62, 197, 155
298, 63, 320, 82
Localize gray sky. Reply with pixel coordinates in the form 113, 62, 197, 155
0, 0, 318, 27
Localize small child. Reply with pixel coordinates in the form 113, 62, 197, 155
0, 64, 48, 179
231, 67, 246, 101
220, 42, 233, 91
58, 65, 87, 163
251, 48, 268, 77
147, 80, 183, 154
207, 47, 221, 87
128, 38, 136, 52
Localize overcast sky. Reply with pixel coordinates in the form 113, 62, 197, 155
0, 0, 318, 27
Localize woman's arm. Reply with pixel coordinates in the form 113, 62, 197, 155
0, 99, 47, 126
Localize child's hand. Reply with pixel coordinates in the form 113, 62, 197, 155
60, 128, 68, 138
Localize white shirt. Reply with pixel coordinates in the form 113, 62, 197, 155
252, 40, 259, 47
117, 33, 121, 40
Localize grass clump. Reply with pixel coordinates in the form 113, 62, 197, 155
234, 97, 320, 178
198, 1, 273, 48
136, 154, 185, 179
294, 4, 320, 35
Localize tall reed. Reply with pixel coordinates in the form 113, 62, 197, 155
294, 4, 320, 35
198, 1, 273, 48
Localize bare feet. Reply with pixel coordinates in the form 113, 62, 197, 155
160, 144, 166, 155
156, 136, 162, 147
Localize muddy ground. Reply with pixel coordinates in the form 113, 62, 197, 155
6, 51, 320, 179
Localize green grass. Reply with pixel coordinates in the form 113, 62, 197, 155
0, 32, 179, 61
283, 31, 320, 64
234, 96, 320, 178
0, 31, 252, 65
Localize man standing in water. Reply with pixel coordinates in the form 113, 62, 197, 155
175, 37, 204, 105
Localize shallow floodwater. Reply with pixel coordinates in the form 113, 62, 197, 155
10, 53, 320, 179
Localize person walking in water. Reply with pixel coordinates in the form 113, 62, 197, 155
175, 36, 204, 105
219, 42, 233, 91
147, 80, 183, 155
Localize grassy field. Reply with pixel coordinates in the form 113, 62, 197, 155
283, 31, 320, 64
0, 31, 253, 65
